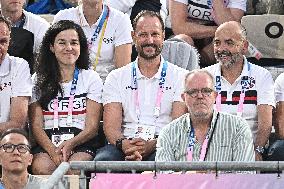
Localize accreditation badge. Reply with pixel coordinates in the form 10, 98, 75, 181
51, 133, 74, 147
134, 124, 155, 141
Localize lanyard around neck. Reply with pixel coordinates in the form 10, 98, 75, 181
187, 113, 219, 161
85, 5, 110, 71
89, 5, 109, 44
53, 67, 79, 129
131, 59, 168, 121
215, 62, 251, 116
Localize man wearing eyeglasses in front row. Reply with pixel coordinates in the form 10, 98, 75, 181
0, 128, 66, 189
155, 70, 255, 162
0, 128, 46, 189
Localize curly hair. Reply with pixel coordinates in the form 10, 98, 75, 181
35, 20, 90, 110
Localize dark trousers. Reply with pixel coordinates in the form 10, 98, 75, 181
94, 144, 156, 161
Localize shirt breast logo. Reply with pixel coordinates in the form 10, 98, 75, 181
241, 76, 256, 90
103, 37, 114, 44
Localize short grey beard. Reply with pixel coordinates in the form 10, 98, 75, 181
216, 53, 243, 68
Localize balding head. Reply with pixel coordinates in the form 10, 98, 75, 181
216, 21, 247, 41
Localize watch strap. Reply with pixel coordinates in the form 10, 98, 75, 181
255, 146, 265, 154
115, 138, 125, 150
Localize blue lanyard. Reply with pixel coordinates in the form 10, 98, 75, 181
90, 5, 109, 43
70, 67, 79, 95
215, 62, 251, 94
131, 59, 168, 120
187, 113, 219, 161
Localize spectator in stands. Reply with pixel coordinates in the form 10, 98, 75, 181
53, 0, 133, 81
94, 10, 188, 162
274, 73, 284, 139
0, 128, 46, 188
29, 20, 103, 175
169, 0, 246, 67
104, 0, 172, 61
0, 0, 50, 73
267, 73, 284, 161
156, 70, 255, 162
0, 16, 32, 134
204, 21, 275, 161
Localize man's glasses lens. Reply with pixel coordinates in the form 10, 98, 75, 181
185, 88, 214, 97
1, 144, 30, 153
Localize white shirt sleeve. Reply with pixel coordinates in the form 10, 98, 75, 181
227, 0, 247, 12
105, 0, 137, 13
32, 21, 50, 53
257, 69, 275, 107
52, 9, 67, 24
275, 73, 284, 102
172, 0, 187, 5
86, 70, 103, 103
11, 59, 32, 98
173, 68, 188, 102
173, 0, 246, 11
24, 11, 50, 53
102, 70, 122, 105
113, 12, 133, 47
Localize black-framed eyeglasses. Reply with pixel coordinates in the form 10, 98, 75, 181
0, 143, 31, 154
184, 88, 214, 98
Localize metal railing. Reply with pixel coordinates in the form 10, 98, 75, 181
40, 162, 70, 189
42, 161, 284, 189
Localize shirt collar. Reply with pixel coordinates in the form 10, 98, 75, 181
135, 56, 165, 80
78, 4, 105, 27
216, 56, 249, 80
185, 110, 219, 133
0, 54, 11, 77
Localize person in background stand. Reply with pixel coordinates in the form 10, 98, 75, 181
0, 129, 45, 189
104, 0, 171, 61
0, 16, 32, 134
53, 0, 133, 81
169, 0, 246, 67
266, 73, 284, 161
0, 0, 50, 73
204, 21, 275, 161
29, 20, 103, 175
94, 10, 188, 162
156, 70, 255, 162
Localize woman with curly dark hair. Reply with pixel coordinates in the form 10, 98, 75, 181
29, 20, 103, 175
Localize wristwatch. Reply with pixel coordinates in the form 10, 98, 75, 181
115, 138, 126, 150
255, 146, 265, 154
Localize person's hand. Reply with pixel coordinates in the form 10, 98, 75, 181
49, 148, 63, 166
125, 150, 142, 161
120, 139, 142, 160
255, 152, 263, 161
123, 138, 156, 160
129, 138, 156, 158
56, 140, 75, 162
121, 139, 140, 155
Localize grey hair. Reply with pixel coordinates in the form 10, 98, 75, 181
184, 69, 215, 91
